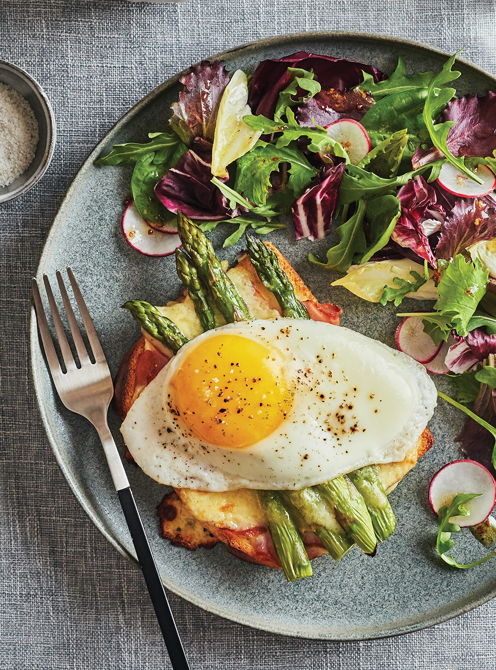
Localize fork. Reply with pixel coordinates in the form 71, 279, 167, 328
32, 268, 190, 670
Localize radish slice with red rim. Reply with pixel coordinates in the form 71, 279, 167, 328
395, 316, 441, 364
428, 459, 496, 526
324, 119, 371, 165
146, 219, 179, 234
424, 342, 450, 375
121, 202, 181, 256
437, 162, 496, 198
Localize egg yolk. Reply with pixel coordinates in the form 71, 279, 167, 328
170, 334, 292, 448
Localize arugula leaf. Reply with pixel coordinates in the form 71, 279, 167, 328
243, 114, 349, 161
360, 58, 435, 98
273, 68, 321, 122
199, 215, 285, 246
422, 54, 482, 184
338, 161, 442, 204
131, 142, 186, 223
360, 194, 401, 263
357, 129, 409, 178
475, 366, 496, 389
435, 256, 489, 337
439, 391, 496, 469
435, 493, 496, 569
308, 201, 367, 272
211, 177, 279, 218
450, 370, 480, 404
96, 132, 184, 166
379, 271, 426, 307
361, 57, 456, 153
233, 140, 317, 207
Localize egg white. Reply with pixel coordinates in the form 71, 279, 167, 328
120, 319, 437, 491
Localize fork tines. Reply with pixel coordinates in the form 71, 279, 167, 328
32, 268, 106, 376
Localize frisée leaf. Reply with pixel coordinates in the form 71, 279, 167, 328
379, 270, 426, 306
435, 493, 496, 569
274, 67, 321, 122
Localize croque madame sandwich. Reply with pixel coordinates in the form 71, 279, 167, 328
115, 214, 436, 580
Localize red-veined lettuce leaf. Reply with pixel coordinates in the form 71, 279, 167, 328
445, 329, 496, 373
413, 91, 496, 167
297, 89, 374, 127
292, 162, 346, 240
169, 61, 230, 143
248, 51, 384, 118
436, 199, 496, 260
155, 138, 234, 220
391, 176, 445, 267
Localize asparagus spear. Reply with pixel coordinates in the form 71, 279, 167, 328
175, 249, 217, 331
176, 212, 250, 323
246, 236, 309, 318
122, 300, 188, 353
348, 466, 396, 541
318, 477, 377, 554
247, 234, 395, 549
259, 491, 313, 580
282, 488, 353, 561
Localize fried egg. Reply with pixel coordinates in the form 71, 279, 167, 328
120, 319, 437, 491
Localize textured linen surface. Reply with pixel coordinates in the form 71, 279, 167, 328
1, 1, 495, 669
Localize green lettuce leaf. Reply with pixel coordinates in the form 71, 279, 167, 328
131, 142, 186, 223
360, 194, 401, 263
233, 140, 317, 207
308, 200, 367, 272
274, 67, 321, 122
357, 128, 408, 178
475, 366, 496, 389
435, 255, 489, 337
450, 370, 481, 404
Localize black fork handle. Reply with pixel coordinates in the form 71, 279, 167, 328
118, 487, 190, 670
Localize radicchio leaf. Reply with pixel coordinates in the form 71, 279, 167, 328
391, 176, 445, 267
458, 355, 496, 475
413, 91, 496, 167
292, 162, 346, 240
248, 51, 384, 118
155, 138, 233, 220
169, 61, 230, 144
445, 329, 496, 373
297, 88, 374, 127
436, 199, 496, 260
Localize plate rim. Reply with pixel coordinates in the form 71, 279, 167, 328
30, 30, 496, 641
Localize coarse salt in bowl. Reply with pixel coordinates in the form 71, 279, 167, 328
0, 61, 56, 204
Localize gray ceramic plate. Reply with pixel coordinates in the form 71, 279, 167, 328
31, 32, 496, 640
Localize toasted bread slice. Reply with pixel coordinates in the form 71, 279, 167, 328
117, 243, 434, 568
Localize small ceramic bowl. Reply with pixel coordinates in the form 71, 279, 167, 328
0, 61, 56, 204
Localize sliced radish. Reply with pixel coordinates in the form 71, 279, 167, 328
395, 316, 441, 364
324, 119, 371, 165
146, 219, 178, 234
437, 163, 496, 198
121, 202, 181, 257
428, 459, 496, 526
424, 342, 450, 375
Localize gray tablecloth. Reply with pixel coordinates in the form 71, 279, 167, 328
1, 1, 495, 668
